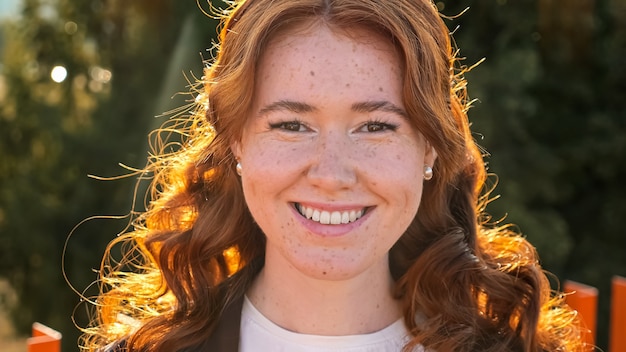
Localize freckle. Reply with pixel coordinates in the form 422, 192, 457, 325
322, 271, 327, 275
310, 71, 315, 76
379, 87, 383, 92
345, 83, 350, 88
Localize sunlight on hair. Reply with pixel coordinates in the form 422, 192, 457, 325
224, 246, 242, 276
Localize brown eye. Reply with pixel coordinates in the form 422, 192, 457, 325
367, 123, 385, 132
282, 121, 303, 131
359, 121, 398, 133
269, 120, 307, 132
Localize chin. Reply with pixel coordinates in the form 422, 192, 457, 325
291, 256, 378, 282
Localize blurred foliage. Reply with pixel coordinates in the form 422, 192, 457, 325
0, 0, 624, 351
0, 0, 220, 350
443, 0, 626, 347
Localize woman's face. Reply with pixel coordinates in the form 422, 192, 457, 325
233, 23, 436, 282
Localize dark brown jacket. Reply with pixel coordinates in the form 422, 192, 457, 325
103, 297, 244, 352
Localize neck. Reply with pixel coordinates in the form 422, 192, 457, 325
246, 255, 401, 336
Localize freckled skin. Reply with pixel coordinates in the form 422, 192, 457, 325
232, 23, 437, 334
234, 23, 436, 281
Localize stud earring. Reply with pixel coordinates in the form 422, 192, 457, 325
423, 165, 433, 181
236, 162, 242, 176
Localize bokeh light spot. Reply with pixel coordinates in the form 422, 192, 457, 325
64, 21, 78, 35
51, 66, 68, 83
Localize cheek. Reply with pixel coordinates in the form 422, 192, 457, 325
363, 143, 425, 218
248, 148, 299, 172
359, 142, 424, 180
240, 143, 303, 196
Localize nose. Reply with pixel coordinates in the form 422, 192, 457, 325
306, 131, 357, 190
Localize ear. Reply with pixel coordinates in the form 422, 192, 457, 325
231, 140, 242, 161
425, 141, 437, 167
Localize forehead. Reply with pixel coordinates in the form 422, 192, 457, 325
257, 22, 402, 81
264, 20, 398, 59
251, 22, 405, 115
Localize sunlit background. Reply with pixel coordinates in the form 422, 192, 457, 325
1, 1, 625, 351
0, 1, 20, 17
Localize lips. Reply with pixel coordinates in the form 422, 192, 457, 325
295, 203, 366, 225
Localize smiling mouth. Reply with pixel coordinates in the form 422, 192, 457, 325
294, 203, 367, 225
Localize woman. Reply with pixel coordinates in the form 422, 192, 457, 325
82, 0, 584, 351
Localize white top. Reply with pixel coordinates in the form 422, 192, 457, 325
239, 296, 422, 352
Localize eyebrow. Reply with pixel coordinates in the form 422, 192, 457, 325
257, 99, 407, 118
257, 100, 317, 116
351, 101, 408, 118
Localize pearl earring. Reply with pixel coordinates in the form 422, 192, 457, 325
236, 162, 242, 176
423, 165, 433, 181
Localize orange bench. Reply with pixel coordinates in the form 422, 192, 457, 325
27, 322, 61, 352
565, 276, 626, 352
610, 276, 626, 352
565, 280, 598, 351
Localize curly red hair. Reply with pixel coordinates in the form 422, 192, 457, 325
81, 1, 584, 351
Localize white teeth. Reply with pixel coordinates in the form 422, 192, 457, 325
320, 211, 331, 224
330, 211, 342, 225
341, 212, 350, 224
296, 204, 365, 225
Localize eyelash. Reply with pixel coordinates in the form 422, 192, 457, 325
267, 119, 399, 133
268, 119, 308, 132
361, 119, 398, 133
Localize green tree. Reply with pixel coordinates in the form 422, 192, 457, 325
444, 0, 626, 348
0, 1, 220, 350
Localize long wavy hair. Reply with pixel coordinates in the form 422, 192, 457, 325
81, 0, 584, 351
